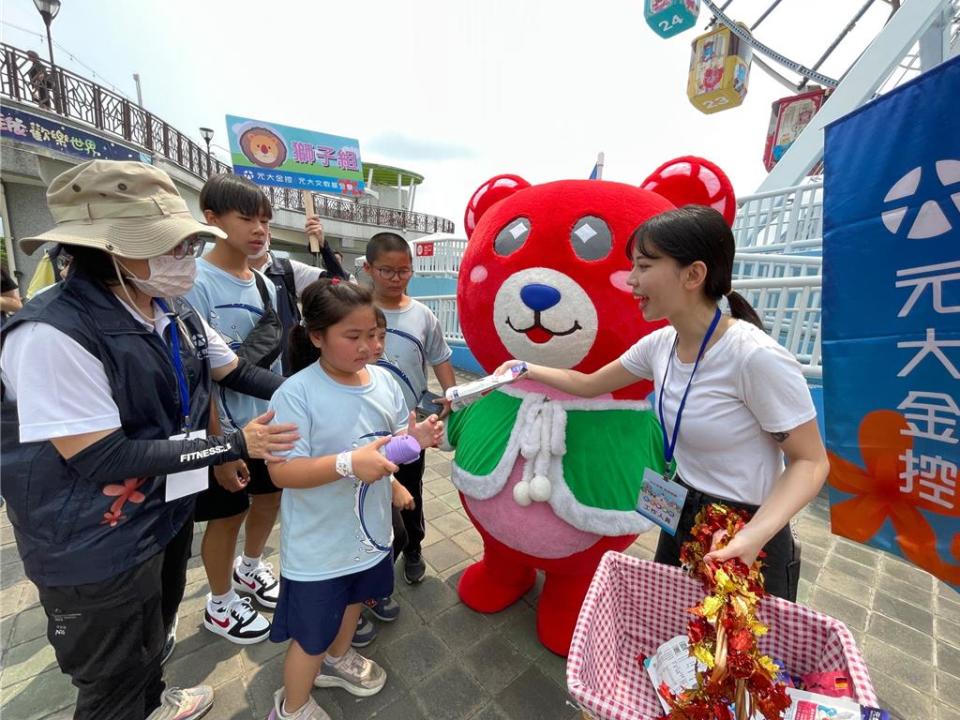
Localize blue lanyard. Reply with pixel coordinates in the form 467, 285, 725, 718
658, 308, 722, 473
155, 298, 191, 432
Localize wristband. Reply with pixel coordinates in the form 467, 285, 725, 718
335, 450, 354, 478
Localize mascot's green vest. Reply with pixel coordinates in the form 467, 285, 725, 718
446, 386, 667, 536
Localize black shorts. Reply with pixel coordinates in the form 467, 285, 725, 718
193, 458, 280, 522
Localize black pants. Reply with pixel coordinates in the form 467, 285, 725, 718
37, 521, 194, 720
394, 450, 426, 556
391, 505, 408, 562
653, 479, 801, 602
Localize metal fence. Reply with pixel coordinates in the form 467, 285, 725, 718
1, 44, 230, 179
733, 182, 824, 254
404, 244, 823, 378
0, 43, 454, 235
262, 187, 454, 234
415, 295, 464, 343
732, 252, 822, 280
733, 276, 823, 379
415, 275, 822, 379
411, 236, 469, 275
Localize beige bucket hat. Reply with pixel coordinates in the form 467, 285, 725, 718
20, 160, 226, 258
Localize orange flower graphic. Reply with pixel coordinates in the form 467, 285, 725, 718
829, 410, 960, 584
101, 478, 147, 527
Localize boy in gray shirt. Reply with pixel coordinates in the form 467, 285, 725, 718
365, 233, 454, 592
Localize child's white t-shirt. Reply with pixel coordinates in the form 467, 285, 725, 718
268, 363, 409, 581
619, 320, 816, 506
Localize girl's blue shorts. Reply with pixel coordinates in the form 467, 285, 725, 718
269, 553, 394, 655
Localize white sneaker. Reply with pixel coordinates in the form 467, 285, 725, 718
313, 647, 386, 697
232, 557, 280, 609
266, 689, 331, 720
145, 685, 214, 720
203, 595, 270, 644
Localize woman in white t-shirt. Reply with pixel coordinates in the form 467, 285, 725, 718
497, 205, 828, 600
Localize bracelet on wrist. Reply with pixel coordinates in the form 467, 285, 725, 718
335, 450, 354, 478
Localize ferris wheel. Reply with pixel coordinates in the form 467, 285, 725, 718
643, 0, 958, 177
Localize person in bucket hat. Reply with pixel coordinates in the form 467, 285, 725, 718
0, 160, 300, 720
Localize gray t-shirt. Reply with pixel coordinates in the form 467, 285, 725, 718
377, 299, 452, 412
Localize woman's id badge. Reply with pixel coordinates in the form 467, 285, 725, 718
635, 468, 688, 535
165, 430, 209, 501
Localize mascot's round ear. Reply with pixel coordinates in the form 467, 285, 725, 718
640, 156, 737, 226
464, 175, 531, 238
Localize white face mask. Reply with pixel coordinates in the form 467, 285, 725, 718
116, 255, 197, 298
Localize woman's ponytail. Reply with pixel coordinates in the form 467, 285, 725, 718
288, 324, 320, 375
726, 290, 763, 330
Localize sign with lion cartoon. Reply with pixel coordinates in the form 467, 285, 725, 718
225, 114, 365, 197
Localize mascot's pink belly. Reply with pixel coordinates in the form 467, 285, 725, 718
464, 461, 600, 559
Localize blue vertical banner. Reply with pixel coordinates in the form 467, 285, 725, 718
823, 56, 960, 590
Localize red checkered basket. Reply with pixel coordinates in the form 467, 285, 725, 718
567, 552, 877, 720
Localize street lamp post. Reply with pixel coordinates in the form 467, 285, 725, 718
132, 73, 143, 106
199, 127, 214, 177
33, 0, 61, 111
33, 0, 61, 68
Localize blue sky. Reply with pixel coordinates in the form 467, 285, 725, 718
2, 0, 899, 230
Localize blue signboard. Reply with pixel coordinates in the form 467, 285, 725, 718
0, 105, 149, 162
823, 56, 960, 590
225, 114, 364, 197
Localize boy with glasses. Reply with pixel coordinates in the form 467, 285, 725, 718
363, 233, 454, 595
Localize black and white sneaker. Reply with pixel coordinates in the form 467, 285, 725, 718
232, 557, 280, 609
403, 551, 426, 584
160, 615, 178, 666
203, 595, 270, 644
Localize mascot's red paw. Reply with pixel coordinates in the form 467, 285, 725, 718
457, 559, 536, 614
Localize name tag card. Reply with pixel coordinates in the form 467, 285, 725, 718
636, 468, 688, 535
165, 430, 209, 501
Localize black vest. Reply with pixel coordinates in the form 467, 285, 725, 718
0, 271, 213, 586
263, 255, 301, 376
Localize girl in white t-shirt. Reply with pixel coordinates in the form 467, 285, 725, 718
498, 205, 828, 600
265, 279, 442, 720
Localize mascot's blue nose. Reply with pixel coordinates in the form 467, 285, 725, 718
520, 283, 561, 312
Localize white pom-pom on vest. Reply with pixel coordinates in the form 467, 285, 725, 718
510, 397, 567, 506
513, 480, 532, 506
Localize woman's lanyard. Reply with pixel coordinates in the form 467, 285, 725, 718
658, 307, 722, 479
155, 298, 191, 433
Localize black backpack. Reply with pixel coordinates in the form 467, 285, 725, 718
235, 271, 284, 369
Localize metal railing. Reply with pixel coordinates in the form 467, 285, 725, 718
415, 275, 822, 379
1, 44, 230, 179
263, 187, 455, 234
403, 241, 823, 377
732, 252, 822, 280
733, 276, 822, 379
411, 236, 469, 275
733, 182, 824, 254
0, 43, 454, 235
415, 294, 464, 343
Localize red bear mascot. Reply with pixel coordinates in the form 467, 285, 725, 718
444, 157, 736, 656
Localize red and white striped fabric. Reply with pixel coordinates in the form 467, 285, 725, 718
566, 552, 877, 720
